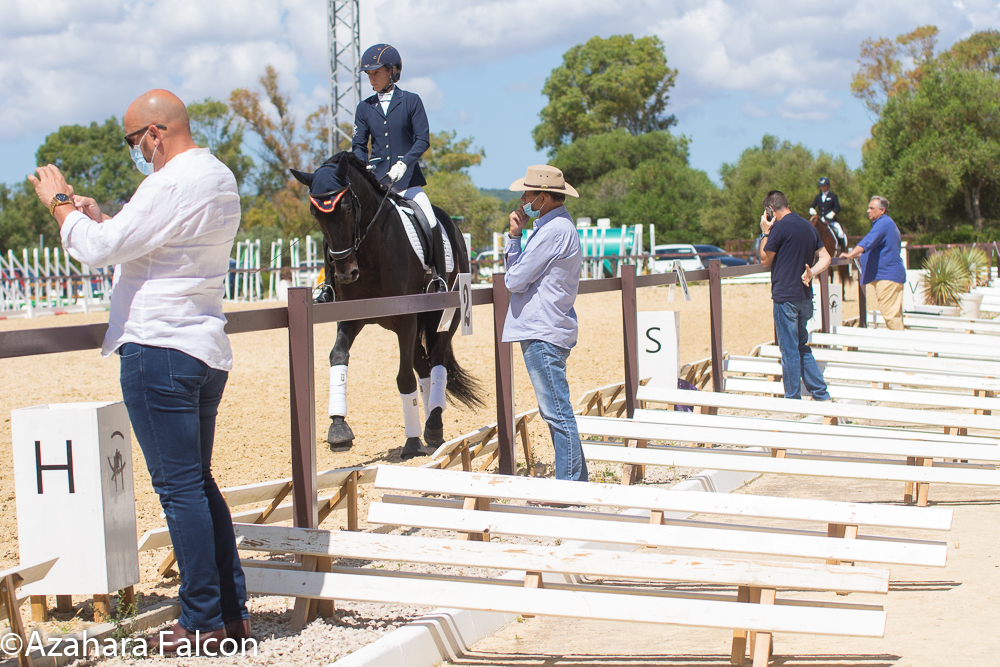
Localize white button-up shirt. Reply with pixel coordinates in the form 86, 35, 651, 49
60, 148, 241, 370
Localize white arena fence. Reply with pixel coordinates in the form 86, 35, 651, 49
0, 246, 113, 319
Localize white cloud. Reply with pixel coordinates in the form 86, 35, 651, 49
741, 99, 770, 119
777, 89, 843, 122
404, 77, 444, 112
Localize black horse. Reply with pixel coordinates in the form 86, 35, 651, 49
291, 152, 482, 459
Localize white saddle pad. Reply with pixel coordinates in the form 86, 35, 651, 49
393, 202, 454, 274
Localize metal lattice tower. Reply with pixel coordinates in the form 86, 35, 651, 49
327, 0, 361, 157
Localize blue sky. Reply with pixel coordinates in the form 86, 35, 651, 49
2, 0, 997, 190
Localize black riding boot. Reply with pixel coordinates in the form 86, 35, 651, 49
429, 223, 448, 293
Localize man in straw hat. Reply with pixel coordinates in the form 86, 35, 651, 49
504, 165, 588, 482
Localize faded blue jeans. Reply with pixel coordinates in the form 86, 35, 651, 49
119, 343, 248, 632
521, 340, 588, 482
773, 300, 831, 400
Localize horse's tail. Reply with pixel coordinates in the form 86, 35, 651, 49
838, 263, 853, 289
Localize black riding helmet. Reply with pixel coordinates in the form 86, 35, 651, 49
818, 176, 830, 187
360, 44, 401, 82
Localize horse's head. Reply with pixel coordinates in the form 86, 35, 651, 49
291, 156, 361, 284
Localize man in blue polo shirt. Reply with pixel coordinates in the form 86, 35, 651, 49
840, 196, 906, 330
758, 190, 832, 400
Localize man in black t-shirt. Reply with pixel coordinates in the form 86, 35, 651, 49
758, 190, 832, 400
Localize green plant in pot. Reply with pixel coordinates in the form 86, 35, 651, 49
948, 246, 988, 287
922, 252, 971, 306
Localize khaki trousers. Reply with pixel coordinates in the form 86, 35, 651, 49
866, 280, 904, 330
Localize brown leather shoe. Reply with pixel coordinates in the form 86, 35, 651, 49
150, 623, 227, 655
225, 618, 252, 640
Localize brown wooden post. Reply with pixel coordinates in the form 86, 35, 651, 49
708, 260, 724, 393
287, 287, 317, 529
492, 274, 516, 475
857, 265, 867, 328
621, 264, 639, 418
819, 268, 831, 333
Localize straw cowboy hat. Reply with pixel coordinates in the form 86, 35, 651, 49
509, 165, 579, 198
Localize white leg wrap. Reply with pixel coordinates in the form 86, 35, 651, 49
329, 365, 348, 417
429, 365, 447, 414
418, 376, 431, 415
401, 390, 422, 438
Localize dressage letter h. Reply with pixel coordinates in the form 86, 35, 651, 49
35, 440, 75, 494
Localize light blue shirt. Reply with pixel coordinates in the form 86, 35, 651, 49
502, 206, 582, 348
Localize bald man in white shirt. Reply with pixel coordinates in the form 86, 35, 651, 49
29, 89, 249, 654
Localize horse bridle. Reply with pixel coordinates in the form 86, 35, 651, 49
310, 177, 393, 261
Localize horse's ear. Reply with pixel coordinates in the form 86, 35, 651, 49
334, 158, 349, 184
289, 169, 313, 187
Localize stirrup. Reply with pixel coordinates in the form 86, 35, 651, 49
426, 275, 448, 293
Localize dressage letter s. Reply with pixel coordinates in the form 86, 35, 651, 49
645, 327, 662, 354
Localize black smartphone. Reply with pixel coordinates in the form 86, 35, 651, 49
765, 206, 774, 222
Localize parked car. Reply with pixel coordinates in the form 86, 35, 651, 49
693, 244, 748, 267
652, 244, 705, 273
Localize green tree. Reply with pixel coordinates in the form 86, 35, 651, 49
423, 131, 485, 174
424, 172, 506, 251
0, 182, 54, 254
851, 25, 939, 115
422, 131, 498, 250
701, 135, 865, 243
550, 129, 715, 242
533, 34, 677, 153
187, 98, 254, 191
35, 117, 143, 212
862, 62, 1000, 229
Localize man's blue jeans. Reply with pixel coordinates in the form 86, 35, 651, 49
773, 300, 831, 400
119, 343, 248, 632
521, 340, 588, 482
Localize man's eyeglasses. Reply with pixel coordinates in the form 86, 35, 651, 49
124, 124, 166, 148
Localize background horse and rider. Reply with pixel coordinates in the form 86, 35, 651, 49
811, 214, 853, 287
292, 152, 482, 460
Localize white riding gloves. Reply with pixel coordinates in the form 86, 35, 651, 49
825, 211, 836, 220
388, 161, 407, 183
809, 208, 817, 216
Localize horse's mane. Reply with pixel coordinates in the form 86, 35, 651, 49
324, 151, 390, 196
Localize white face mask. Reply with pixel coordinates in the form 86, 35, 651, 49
522, 194, 542, 219
129, 129, 157, 176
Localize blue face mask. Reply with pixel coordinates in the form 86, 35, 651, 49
129, 130, 157, 176
522, 194, 542, 219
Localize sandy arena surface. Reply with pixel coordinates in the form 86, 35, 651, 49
0, 280, 871, 665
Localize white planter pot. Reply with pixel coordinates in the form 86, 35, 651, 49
959, 292, 984, 319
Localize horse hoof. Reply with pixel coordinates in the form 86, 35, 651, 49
328, 417, 355, 450
400, 437, 429, 460
423, 407, 444, 447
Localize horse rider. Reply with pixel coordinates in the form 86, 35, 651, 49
319, 43, 447, 299
810, 177, 848, 252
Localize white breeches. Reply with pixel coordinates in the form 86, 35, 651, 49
329, 365, 348, 417
400, 186, 437, 228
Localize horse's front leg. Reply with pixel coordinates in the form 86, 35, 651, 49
394, 316, 427, 460
327, 320, 364, 450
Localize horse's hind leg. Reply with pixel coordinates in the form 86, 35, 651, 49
327, 321, 363, 450
412, 334, 436, 441
422, 318, 455, 448
394, 316, 428, 460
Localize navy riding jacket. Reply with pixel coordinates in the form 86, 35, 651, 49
351, 87, 429, 190
811, 191, 841, 220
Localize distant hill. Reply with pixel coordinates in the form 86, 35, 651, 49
479, 188, 513, 202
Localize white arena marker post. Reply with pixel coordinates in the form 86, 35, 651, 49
11, 402, 140, 598
637, 312, 680, 389
808, 283, 842, 332
459, 273, 473, 336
